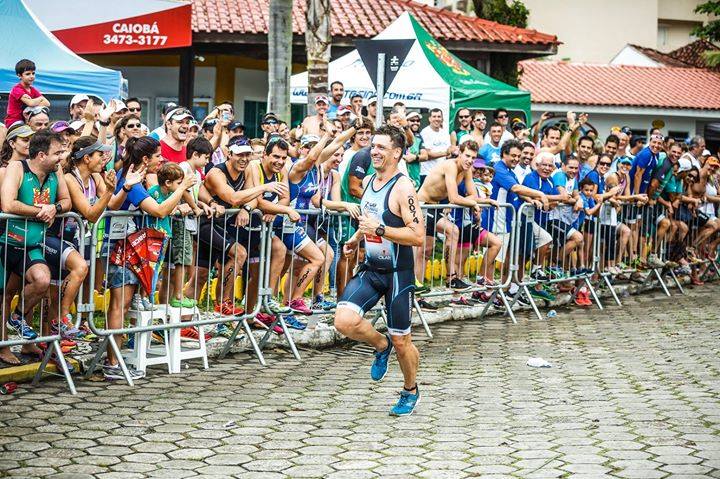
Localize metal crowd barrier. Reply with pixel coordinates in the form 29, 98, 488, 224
0, 212, 85, 394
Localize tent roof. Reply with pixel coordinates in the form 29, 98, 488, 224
0, 0, 123, 101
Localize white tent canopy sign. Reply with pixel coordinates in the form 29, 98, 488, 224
290, 12, 531, 128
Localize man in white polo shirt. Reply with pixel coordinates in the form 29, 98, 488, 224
419, 108, 452, 186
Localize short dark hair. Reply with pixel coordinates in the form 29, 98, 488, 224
375, 125, 406, 151
186, 136, 214, 159
501, 139, 522, 157
545, 125, 561, 136
459, 140, 479, 154
605, 134, 620, 146
330, 81, 344, 90
264, 135, 289, 155
15, 59, 36, 76
429, 108, 442, 116
489, 121, 503, 130
630, 137, 645, 148
563, 156, 579, 166
28, 129, 63, 159
493, 108, 508, 119
578, 135, 594, 147
350, 93, 362, 100
579, 177, 595, 189
521, 141, 535, 151
125, 97, 141, 108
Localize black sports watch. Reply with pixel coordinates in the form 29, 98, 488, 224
375, 224, 385, 237
54, 202, 63, 214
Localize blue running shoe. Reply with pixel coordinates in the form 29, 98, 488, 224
7, 313, 37, 340
370, 334, 393, 381
312, 295, 337, 311
390, 386, 420, 416
283, 314, 307, 331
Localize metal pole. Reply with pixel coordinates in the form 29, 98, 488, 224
375, 53, 385, 129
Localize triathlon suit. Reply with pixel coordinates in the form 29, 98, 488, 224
1, 160, 56, 281
287, 162, 323, 247
197, 163, 258, 269
337, 173, 414, 336
263, 163, 310, 253
45, 169, 97, 283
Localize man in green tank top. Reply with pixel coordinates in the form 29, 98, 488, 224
0, 129, 71, 342
403, 112, 428, 190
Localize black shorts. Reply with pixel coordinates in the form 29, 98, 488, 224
424, 209, 442, 237
43, 236, 79, 282
197, 218, 249, 269
599, 224, 618, 261
547, 219, 576, 247
620, 204, 638, 224
337, 267, 414, 336
583, 219, 597, 236
1, 243, 47, 281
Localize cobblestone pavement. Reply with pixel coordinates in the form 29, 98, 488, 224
2, 285, 720, 479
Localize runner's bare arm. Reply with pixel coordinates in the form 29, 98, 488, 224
318, 127, 356, 164
289, 132, 331, 183
1, 162, 40, 216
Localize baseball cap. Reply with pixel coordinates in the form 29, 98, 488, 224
678, 157, 693, 173
366, 96, 377, 106
315, 95, 329, 105
228, 121, 245, 131
203, 119, 217, 131
70, 94, 90, 107
162, 102, 179, 115
512, 121, 527, 131
337, 105, 351, 116
620, 126, 633, 135
706, 156, 720, 168
702, 149, 711, 157
72, 140, 112, 160
188, 119, 199, 130
262, 112, 279, 125
228, 136, 252, 154
6, 124, 34, 141
69, 120, 85, 131
473, 157, 493, 170
114, 100, 128, 113
406, 112, 421, 121
301, 134, 320, 146
166, 107, 194, 122
619, 157, 633, 166
50, 121, 75, 134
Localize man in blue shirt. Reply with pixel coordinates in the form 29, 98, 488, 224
630, 134, 663, 195
479, 123, 503, 165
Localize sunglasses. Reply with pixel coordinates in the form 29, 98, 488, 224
126, 123, 141, 129
599, 162, 611, 167
128, 107, 141, 112
458, 115, 470, 119
474, 117, 486, 121
496, 114, 508, 119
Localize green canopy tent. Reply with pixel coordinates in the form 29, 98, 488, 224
291, 12, 531, 128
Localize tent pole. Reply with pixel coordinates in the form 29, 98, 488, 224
375, 53, 385, 129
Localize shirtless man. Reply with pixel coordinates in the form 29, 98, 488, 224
301, 96, 333, 136
416, 140, 499, 292
690, 155, 720, 257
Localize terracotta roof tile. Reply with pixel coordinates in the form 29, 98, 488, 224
626, 44, 691, 68
668, 39, 720, 70
191, 0, 558, 45
519, 60, 720, 110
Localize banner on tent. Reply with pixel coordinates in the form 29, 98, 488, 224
355, 39, 415, 92
291, 88, 426, 103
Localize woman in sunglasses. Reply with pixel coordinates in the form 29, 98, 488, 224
108, 114, 143, 172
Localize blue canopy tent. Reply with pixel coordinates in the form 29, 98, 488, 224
0, 0, 124, 102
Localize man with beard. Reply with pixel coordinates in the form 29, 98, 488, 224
160, 107, 194, 164
327, 81, 344, 120
575, 135, 595, 181
334, 125, 424, 416
514, 141, 535, 183
450, 108, 472, 147
403, 111, 428, 190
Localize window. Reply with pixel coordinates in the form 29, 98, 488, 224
657, 25, 669, 48
668, 130, 689, 142
243, 100, 306, 138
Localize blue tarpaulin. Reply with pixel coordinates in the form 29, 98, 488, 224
0, 0, 124, 102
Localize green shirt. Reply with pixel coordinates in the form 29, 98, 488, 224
406, 134, 423, 190
145, 185, 173, 237
3, 160, 58, 247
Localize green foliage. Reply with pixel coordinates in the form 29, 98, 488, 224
472, 0, 529, 28
692, 1, 720, 41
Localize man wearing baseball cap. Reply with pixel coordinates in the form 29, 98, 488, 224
365, 96, 378, 125
301, 95, 331, 136
69, 94, 90, 121
160, 107, 194, 164
149, 102, 178, 141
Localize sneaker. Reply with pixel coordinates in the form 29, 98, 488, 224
78, 323, 97, 341
51, 314, 80, 339
370, 334, 393, 381
447, 277, 473, 292
102, 363, 145, 381
266, 297, 292, 315
288, 298, 313, 316
151, 332, 165, 344
215, 323, 234, 339
414, 280, 430, 295
180, 327, 210, 341
283, 314, 307, 331
390, 387, 420, 416
254, 313, 283, 334
450, 296, 473, 307
170, 297, 196, 308
417, 299, 438, 312
676, 265, 692, 276
472, 290, 493, 303
214, 299, 244, 316
510, 292, 531, 307
312, 295, 336, 311
664, 260, 679, 269
7, 313, 37, 340
546, 266, 566, 279
130, 294, 151, 311
582, 291, 593, 306
647, 254, 665, 269
530, 266, 550, 281
574, 288, 588, 306
582, 267, 595, 275
530, 288, 555, 302
616, 262, 628, 271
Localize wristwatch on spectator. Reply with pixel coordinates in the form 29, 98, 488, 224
122, 183, 132, 193
243, 205, 252, 213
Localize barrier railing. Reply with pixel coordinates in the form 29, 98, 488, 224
0, 212, 86, 394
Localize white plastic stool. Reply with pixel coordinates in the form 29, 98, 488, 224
166, 306, 209, 373
124, 307, 171, 373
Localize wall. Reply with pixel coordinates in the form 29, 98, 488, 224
658, 0, 708, 23
523, 0, 657, 63
659, 21, 700, 52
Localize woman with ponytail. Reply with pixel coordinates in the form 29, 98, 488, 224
102, 135, 195, 381
0, 124, 34, 167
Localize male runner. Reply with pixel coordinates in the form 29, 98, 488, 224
334, 125, 424, 417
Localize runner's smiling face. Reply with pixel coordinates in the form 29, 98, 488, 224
371, 134, 399, 172
37, 140, 66, 174
457, 147, 476, 171
520, 145, 535, 166
648, 136, 663, 155
265, 145, 287, 174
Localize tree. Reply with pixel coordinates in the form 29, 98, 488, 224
692, 1, 720, 67
472, 0, 529, 86
267, 0, 293, 122
305, 0, 332, 115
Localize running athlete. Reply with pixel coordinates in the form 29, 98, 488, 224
417, 140, 500, 291
334, 125, 424, 417
198, 139, 289, 316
